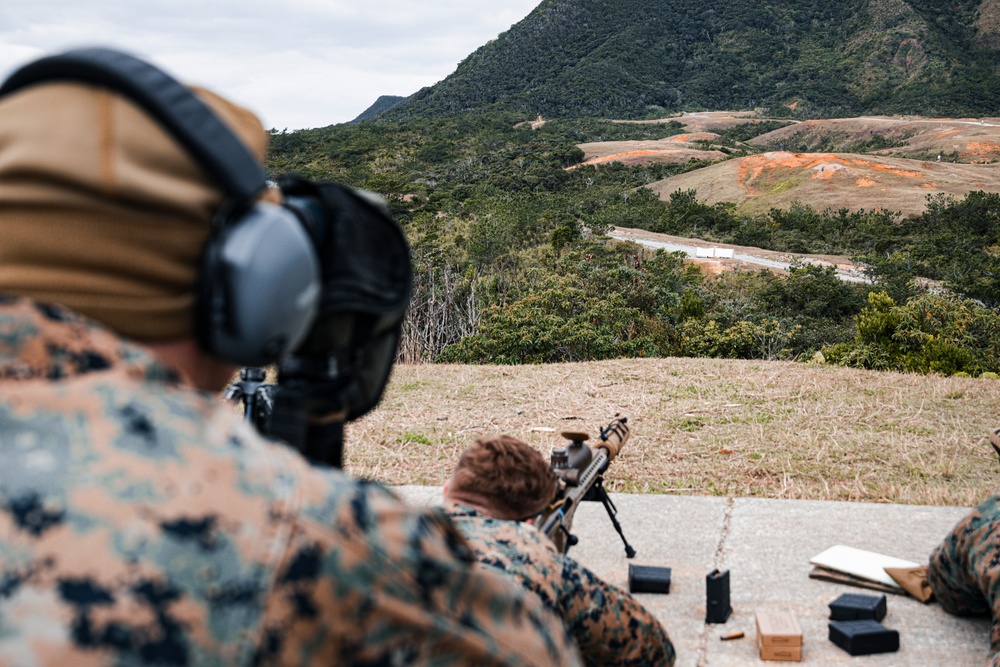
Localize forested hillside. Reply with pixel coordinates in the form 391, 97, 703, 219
387, 0, 1000, 119
266, 0, 1000, 379
268, 109, 1000, 378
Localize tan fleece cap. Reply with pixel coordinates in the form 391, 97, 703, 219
0, 80, 270, 340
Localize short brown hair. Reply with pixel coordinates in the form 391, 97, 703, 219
448, 435, 557, 520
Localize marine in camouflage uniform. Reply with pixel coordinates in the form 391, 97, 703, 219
928, 430, 1000, 665
0, 52, 583, 665
442, 436, 676, 667
0, 299, 581, 665
444, 502, 676, 667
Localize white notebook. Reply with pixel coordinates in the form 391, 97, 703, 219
809, 545, 919, 588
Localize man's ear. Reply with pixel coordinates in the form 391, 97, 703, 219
442, 478, 450, 498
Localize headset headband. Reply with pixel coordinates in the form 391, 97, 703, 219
0, 47, 266, 202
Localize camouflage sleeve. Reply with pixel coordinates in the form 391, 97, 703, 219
0, 299, 580, 666
555, 555, 676, 667
927, 495, 1000, 655
264, 471, 584, 667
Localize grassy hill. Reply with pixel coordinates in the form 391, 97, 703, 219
348, 357, 1000, 506
389, 0, 1000, 120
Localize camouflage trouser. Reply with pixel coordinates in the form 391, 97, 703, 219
928, 494, 1000, 662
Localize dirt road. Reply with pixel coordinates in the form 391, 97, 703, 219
608, 227, 870, 283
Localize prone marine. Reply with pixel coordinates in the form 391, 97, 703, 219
442, 434, 677, 667
927, 428, 1000, 664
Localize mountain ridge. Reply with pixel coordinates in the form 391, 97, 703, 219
389, 0, 1000, 120
348, 94, 409, 124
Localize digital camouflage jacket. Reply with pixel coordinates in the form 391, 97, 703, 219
929, 493, 1000, 665
443, 501, 676, 667
0, 296, 582, 666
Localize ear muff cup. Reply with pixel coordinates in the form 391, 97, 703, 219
0, 47, 322, 366
198, 202, 320, 366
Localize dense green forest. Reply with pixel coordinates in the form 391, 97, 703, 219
384, 0, 1000, 120
269, 111, 1000, 377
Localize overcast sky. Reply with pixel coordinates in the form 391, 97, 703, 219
0, 1, 541, 131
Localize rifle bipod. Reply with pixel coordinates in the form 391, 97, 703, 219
583, 478, 636, 559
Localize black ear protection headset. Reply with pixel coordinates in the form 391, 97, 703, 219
0, 47, 321, 367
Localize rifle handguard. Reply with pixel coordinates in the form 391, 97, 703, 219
598, 418, 629, 462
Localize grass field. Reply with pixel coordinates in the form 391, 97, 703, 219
347, 357, 1000, 507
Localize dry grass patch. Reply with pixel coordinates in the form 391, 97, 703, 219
346, 358, 1000, 506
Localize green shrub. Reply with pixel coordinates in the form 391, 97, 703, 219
677, 318, 800, 361
438, 281, 669, 364
822, 290, 1000, 375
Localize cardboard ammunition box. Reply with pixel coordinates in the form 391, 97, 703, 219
828, 593, 887, 621
757, 637, 803, 662
829, 620, 899, 656
755, 610, 803, 662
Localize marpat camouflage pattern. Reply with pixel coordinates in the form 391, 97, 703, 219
444, 501, 676, 667
928, 492, 1000, 665
0, 296, 583, 666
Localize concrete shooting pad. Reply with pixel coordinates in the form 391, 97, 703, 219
394, 487, 990, 666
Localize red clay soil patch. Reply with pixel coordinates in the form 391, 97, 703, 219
751, 116, 1000, 164
570, 137, 726, 169
569, 147, 726, 169
966, 140, 1000, 162
578, 138, 723, 159
648, 150, 1000, 217
663, 132, 719, 143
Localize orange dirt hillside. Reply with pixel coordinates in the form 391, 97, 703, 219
750, 116, 1000, 164
569, 135, 726, 169
574, 112, 802, 169
646, 151, 1000, 217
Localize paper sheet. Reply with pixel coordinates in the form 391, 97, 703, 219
809, 545, 919, 588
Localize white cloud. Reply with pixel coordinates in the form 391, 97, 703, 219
0, 0, 540, 129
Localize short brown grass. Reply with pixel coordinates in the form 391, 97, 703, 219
347, 358, 1000, 506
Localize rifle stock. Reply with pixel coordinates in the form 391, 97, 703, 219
536, 417, 635, 558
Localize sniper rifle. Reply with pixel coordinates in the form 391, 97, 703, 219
536, 416, 636, 559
